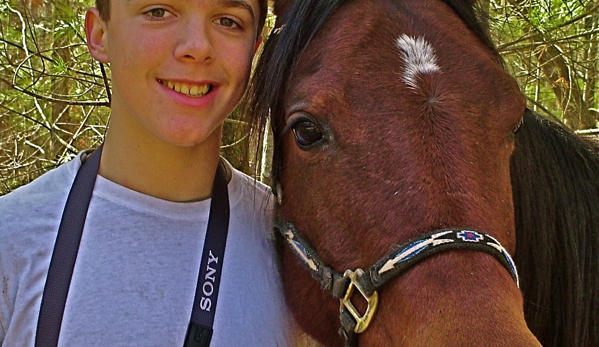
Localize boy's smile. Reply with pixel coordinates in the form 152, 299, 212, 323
157, 79, 211, 98
156, 77, 220, 109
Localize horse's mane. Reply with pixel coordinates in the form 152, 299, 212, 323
512, 109, 599, 346
244, 0, 498, 183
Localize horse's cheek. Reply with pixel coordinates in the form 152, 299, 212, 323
281, 241, 343, 346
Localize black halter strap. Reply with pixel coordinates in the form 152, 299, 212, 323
35, 146, 230, 347
274, 217, 519, 347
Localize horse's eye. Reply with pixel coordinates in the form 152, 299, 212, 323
292, 120, 323, 149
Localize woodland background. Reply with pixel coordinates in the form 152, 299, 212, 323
0, 0, 598, 195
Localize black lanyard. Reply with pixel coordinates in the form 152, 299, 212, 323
35, 145, 230, 347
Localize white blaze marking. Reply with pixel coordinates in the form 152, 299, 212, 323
396, 34, 440, 89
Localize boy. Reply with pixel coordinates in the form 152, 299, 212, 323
0, 0, 290, 346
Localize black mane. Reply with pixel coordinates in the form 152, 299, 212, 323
512, 109, 599, 346
245, 0, 344, 152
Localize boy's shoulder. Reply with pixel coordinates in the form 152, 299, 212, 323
0, 156, 80, 239
228, 164, 273, 210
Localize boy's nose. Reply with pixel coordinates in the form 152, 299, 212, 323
174, 21, 215, 63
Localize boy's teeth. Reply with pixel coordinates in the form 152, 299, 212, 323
161, 80, 209, 97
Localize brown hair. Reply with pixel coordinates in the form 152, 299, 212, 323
94, 0, 268, 36
96, 0, 109, 22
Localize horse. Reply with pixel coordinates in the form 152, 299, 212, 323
244, 0, 599, 346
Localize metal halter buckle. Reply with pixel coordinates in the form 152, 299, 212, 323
339, 269, 379, 333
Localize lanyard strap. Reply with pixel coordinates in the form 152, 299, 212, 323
35, 146, 230, 347
35, 146, 103, 347
185, 155, 230, 347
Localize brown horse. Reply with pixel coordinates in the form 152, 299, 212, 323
245, 0, 599, 346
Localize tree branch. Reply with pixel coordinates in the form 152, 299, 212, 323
0, 76, 110, 107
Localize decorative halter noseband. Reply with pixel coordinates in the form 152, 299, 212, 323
274, 217, 519, 347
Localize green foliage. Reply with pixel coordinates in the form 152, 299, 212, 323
0, 0, 108, 195
488, 0, 599, 129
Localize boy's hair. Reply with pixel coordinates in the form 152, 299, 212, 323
96, 0, 109, 22
95, 0, 269, 36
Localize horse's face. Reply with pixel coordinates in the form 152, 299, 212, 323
267, 0, 535, 345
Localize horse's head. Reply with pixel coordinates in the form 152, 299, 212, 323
248, 0, 540, 345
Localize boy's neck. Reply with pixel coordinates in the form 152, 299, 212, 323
98, 124, 223, 203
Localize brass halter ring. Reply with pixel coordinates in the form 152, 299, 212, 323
340, 269, 379, 333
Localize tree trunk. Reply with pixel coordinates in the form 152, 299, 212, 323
51, 0, 72, 149
536, 43, 594, 129
505, 0, 596, 130
583, 9, 599, 126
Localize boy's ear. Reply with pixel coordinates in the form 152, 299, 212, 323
85, 8, 109, 63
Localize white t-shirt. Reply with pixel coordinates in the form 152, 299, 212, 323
0, 154, 291, 346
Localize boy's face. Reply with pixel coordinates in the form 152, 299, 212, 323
85, 0, 261, 148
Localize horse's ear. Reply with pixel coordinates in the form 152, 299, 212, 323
274, 0, 293, 27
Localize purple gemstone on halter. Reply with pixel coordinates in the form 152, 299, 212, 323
457, 230, 483, 242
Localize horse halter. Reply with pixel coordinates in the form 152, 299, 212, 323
274, 217, 519, 347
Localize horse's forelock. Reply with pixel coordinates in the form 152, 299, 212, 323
273, 0, 293, 27
245, 0, 346, 182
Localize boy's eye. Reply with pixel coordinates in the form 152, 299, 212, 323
217, 17, 240, 29
145, 8, 173, 19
